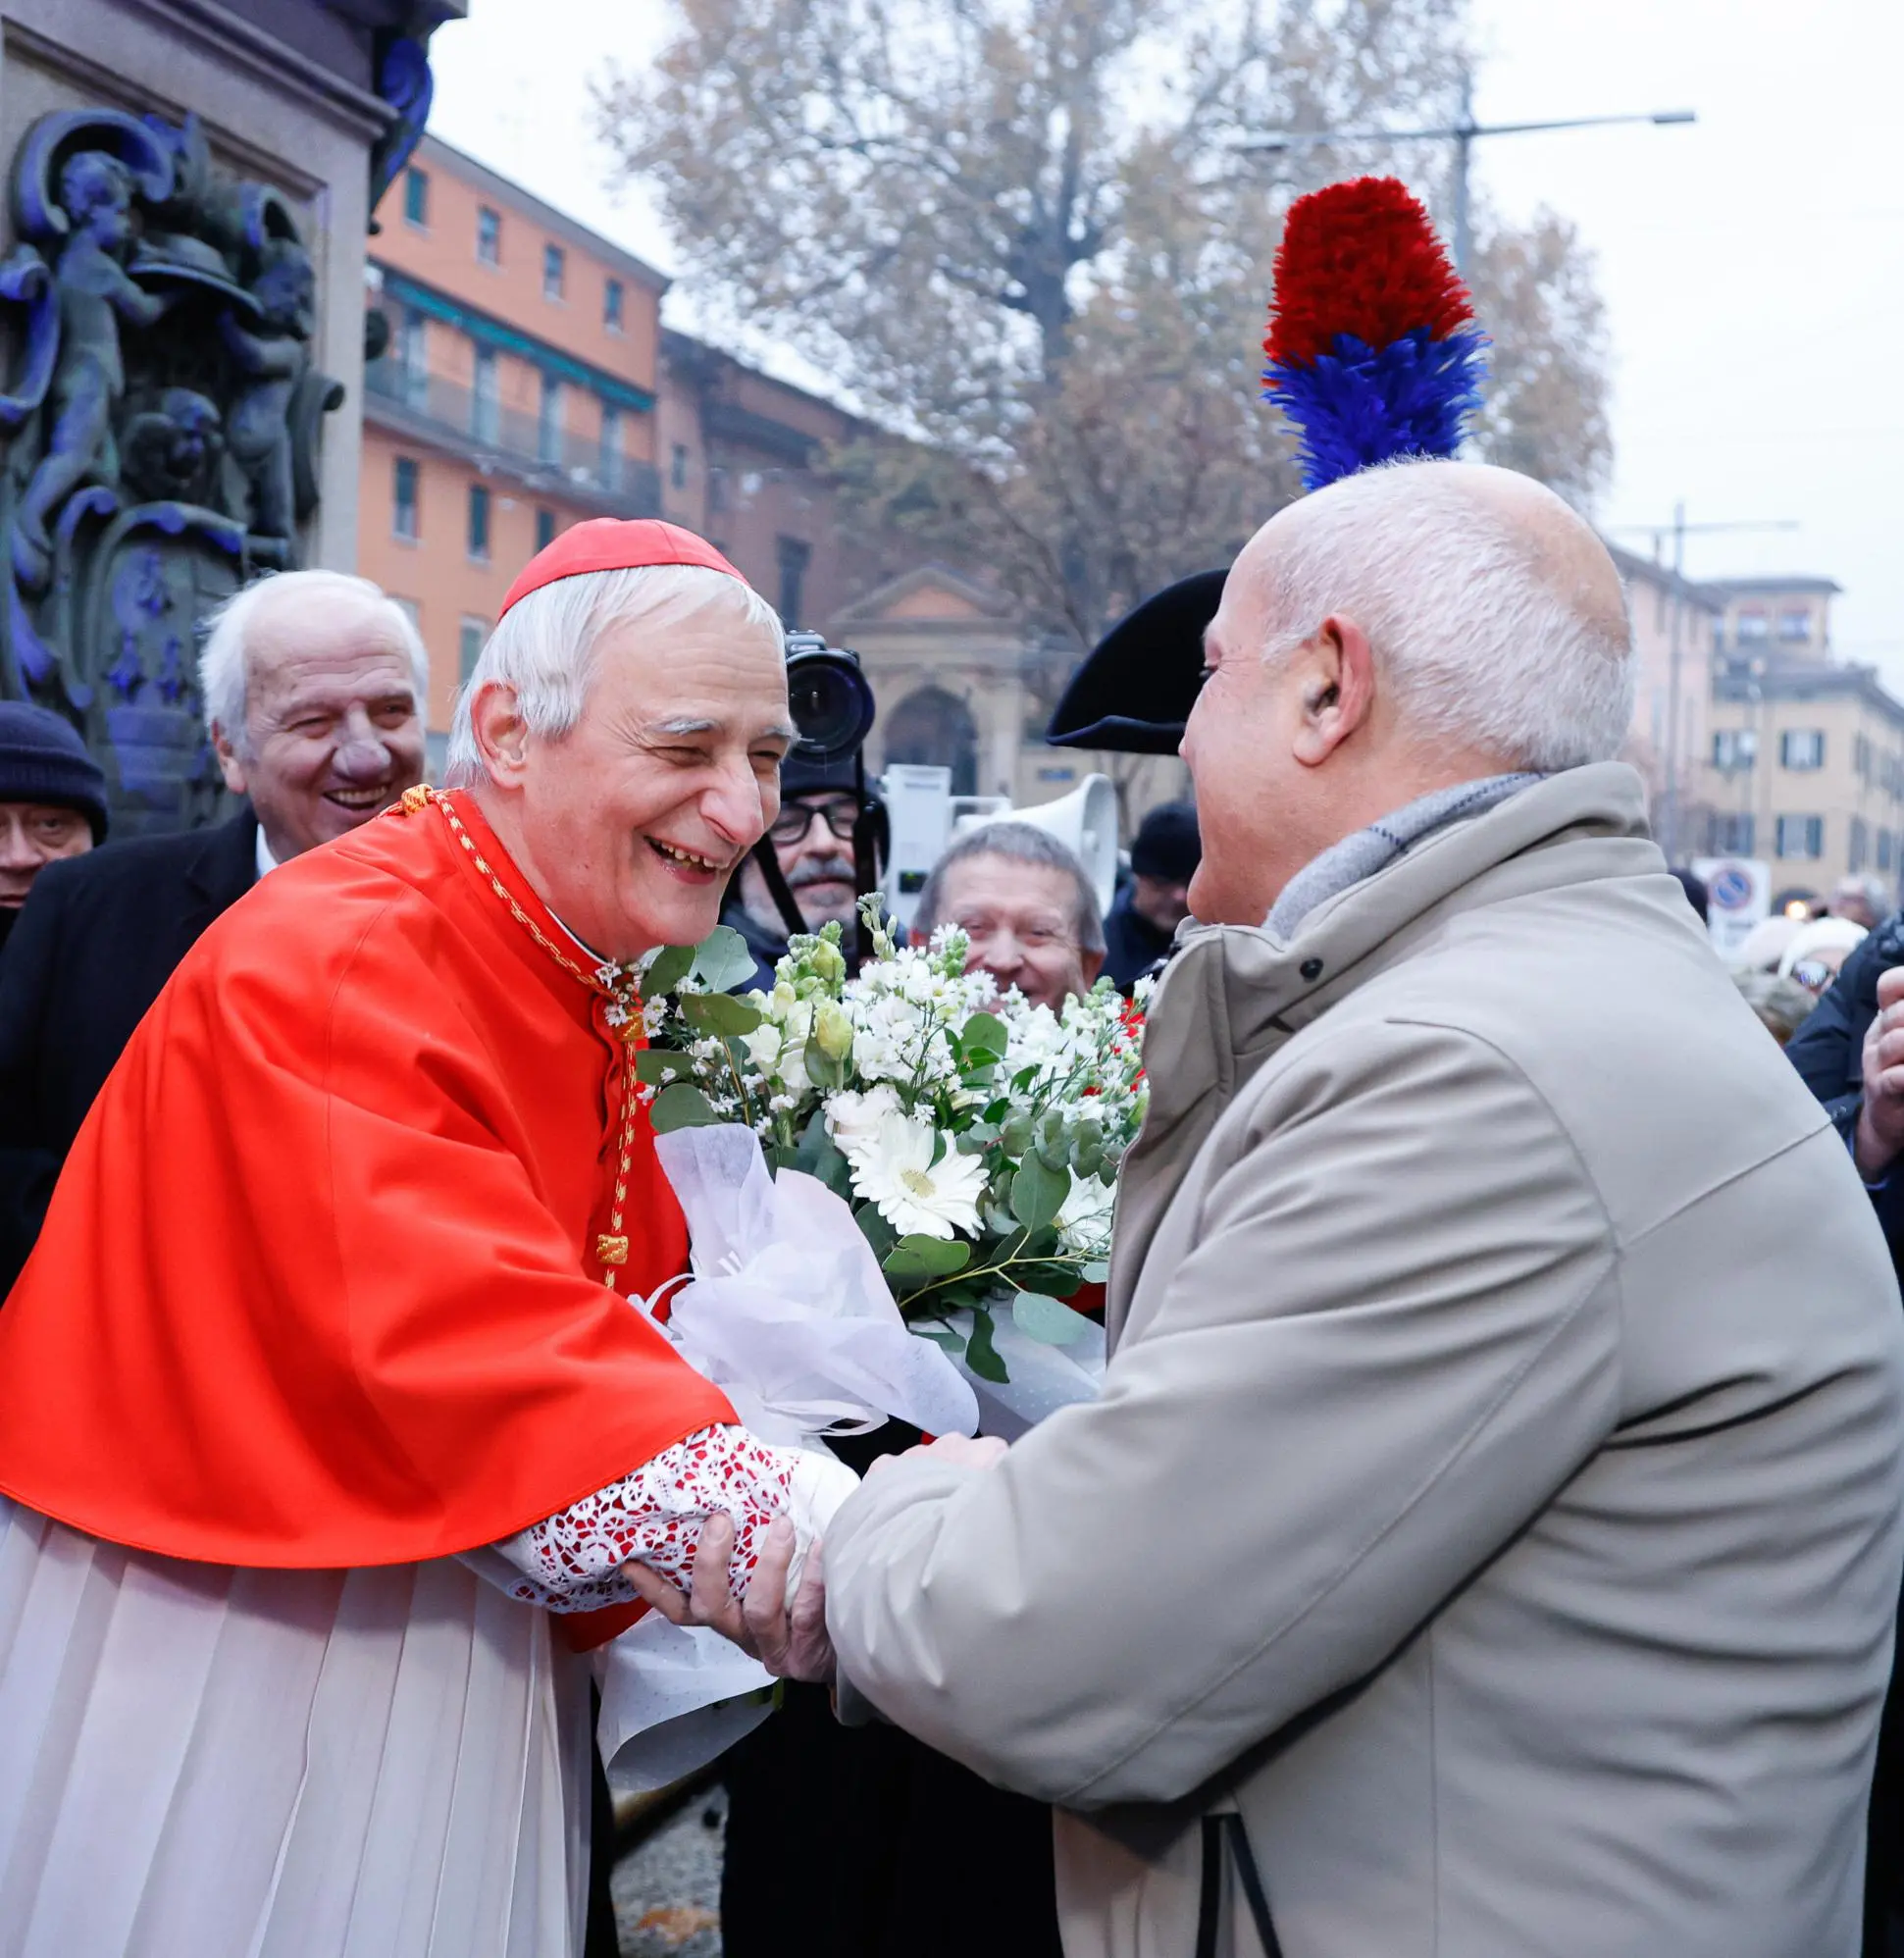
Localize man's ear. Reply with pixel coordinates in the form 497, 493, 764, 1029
1291, 614, 1375, 768
1079, 947, 1106, 991
469, 682, 532, 786
210, 722, 248, 797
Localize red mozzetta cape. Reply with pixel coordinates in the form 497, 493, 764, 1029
0, 791, 736, 1571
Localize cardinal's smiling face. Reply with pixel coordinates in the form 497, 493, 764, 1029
479, 577, 795, 964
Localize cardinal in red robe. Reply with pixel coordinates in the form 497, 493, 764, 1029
0, 521, 853, 1958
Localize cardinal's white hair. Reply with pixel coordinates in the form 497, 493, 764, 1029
199, 570, 429, 756
1258, 458, 1635, 773
443, 564, 784, 787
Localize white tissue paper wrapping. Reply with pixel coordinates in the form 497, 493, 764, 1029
594, 1122, 982, 1789
594, 1612, 778, 1796
649, 1123, 982, 1445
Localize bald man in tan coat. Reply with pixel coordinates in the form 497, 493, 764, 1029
647, 463, 1904, 1958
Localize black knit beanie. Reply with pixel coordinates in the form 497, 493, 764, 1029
0, 701, 108, 843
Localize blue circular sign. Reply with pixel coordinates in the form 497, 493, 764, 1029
1711, 867, 1754, 911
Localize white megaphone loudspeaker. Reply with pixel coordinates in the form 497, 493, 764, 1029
952, 773, 1120, 920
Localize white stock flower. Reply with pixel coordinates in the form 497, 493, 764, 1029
743, 1021, 784, 1074
1055, 1170, 1117, 1254
824, 1085, 903, 1156
838, 1107, 986, 1240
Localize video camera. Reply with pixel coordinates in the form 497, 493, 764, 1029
752, 630, 883, 963
756, 630, 1119, 962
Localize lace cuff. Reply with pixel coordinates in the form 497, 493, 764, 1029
488, 1424, 858, 1615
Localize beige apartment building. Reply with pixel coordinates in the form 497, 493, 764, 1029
1696, 578, 1904, 903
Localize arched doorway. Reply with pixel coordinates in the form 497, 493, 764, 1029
881, 685, 980, 796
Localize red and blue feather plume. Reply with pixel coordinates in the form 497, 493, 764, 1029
1261, 176, 1487, 492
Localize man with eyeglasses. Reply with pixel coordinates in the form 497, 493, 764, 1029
722, 752, 883, 989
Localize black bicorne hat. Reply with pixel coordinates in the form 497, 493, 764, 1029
1045, 568, 1225, 754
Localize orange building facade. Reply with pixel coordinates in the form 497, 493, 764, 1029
357, 134, 668, 766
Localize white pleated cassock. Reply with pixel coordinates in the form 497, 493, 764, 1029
0, 1496, 591, 1958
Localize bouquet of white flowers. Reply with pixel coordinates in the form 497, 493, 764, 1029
635, 901, 1147, 1386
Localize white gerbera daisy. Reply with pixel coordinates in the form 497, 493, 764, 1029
839, 1107, 987, 1240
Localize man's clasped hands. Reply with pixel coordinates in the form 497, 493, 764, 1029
624, 1432, 1007, 1682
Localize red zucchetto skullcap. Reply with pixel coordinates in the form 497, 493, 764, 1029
497, 518, 746, 620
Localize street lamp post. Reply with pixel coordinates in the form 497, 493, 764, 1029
1237, 71, 1695, 276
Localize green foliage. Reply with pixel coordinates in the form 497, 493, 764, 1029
1010, 1155, 1070, 1232
884, 1234, 973, 1286
688, 926, 762, 995
803, 1043, 849, 1093
634, 1049, 689, 1087
959, 1011, 1010, 1065
643, 943, 695, 999
1013, 1290, 1092, 1346
791, 1109, 854, 1199
648, 1082, 723, 1132
963, 1308, 1008, 1383
679, 992, 764, 1037
854, 1200, 899, 1262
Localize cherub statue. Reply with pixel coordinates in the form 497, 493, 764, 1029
13, 150, 172, 591
219, 239, 315, 543
121, 387, 223, 505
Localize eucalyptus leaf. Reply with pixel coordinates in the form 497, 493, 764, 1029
680, 991, 764, 1037
999, 1114, 1035, 1159
854, 1201, 898, 1261
960, 1011, 1009, 1061
1010, 1156, 1070, 1232
1012, 1290, 1092, 1346
643, 944, 695, 998
634, 1049, 688, 1086
803, 1045, 848, 1093
964, 1309, 1010, 1383
648, 1083, 723, 1133
911, 1321, 967, 1357
884, 1234, 972, 1280
688, 925, 761, 995
1014, 1259, 1084, 1297
793, 1111, 853, 1198
1081, 1261, 1111, 1284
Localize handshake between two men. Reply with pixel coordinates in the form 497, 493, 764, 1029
629, 1432, 1008, 1686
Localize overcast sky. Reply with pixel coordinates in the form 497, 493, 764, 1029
428, 0, 1904, 682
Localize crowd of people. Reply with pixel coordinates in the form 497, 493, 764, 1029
0, 470, 1901, 1958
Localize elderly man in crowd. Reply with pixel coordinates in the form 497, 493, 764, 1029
0, 701, 105, 953
655, 460, 1904, 1958
0, 567, 427, 1295
911, 820, 1104, 1012
1835, 872, 1892, 932
0, 521, 861, 1957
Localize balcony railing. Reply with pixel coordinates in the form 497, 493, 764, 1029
364, 357, 661, 515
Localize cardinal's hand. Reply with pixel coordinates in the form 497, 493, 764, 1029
626, 1513, 836, 1683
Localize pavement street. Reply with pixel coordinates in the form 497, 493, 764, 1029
612, 1784, 727, 1956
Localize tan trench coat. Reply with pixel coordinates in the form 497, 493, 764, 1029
824, 764, 1904, 1958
